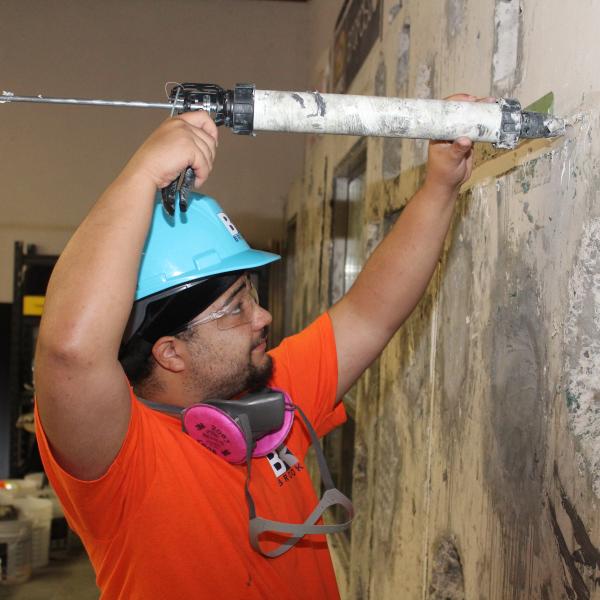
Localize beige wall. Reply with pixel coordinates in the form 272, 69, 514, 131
0, 0, 314, 302
287, 0, 600, 598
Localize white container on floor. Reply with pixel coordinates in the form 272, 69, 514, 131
0, 518, 32, 585
11, 497, 52, 569
24, 472, 46, 490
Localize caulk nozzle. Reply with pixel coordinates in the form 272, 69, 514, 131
520, 111, 566, 139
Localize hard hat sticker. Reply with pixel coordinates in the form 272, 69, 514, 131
218, 213, 241, 241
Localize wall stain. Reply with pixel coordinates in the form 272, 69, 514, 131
317, 157, 328, 304
487, 281, 546, 527
549, 465, 600, 599
388, 1, 403, 24
438, 217, 474, 440
482, 189, 548, 592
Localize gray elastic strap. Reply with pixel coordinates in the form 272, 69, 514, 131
137, 397, 183, 416
244, 404, 354, 558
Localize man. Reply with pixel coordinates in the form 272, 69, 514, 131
35, 95, 477, 599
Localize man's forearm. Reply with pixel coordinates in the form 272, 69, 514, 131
38, 170, 157, 360
37, 112, 219, 364
347, 181, 459, 336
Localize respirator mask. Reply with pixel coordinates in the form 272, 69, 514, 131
141, 389, 354, 557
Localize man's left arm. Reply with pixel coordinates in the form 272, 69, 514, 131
329, 94, 480, 402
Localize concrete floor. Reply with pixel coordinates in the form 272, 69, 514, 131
0, 550, 98, 600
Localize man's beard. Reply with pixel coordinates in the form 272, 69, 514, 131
244, 353, 273, 393
184, 331, 274, 401
193, 353, 273, 400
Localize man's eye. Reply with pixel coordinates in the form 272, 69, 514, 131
229, 303, 243, 316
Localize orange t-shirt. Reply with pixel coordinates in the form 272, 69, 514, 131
35, 313, 346, 600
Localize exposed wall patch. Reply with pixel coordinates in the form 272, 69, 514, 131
414, 61, 435, 164
388, 1, 402, 24
415, 62, 434, 100
564, 217, 600, 497
396, 24, 411, 96
512, 157, 552, 196
492, 0, 522, 95
375, 55, 387, 97
428, 537, 465, 599
446, 0, 465, 40
382, 138, 403, 180
382, 24, 410, 180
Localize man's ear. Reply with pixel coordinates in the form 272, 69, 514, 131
152, 337, 187, 373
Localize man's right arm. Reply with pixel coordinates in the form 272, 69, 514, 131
35, 112, 218, 481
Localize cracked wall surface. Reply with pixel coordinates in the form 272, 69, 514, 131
289, 0, 600, 598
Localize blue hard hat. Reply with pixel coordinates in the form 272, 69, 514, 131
135, 192, 280, 301
121, 192, 280, 346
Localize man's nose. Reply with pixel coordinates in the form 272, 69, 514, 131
253, 304, 272, 329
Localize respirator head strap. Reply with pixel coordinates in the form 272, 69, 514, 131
244, 403, 354, 558
238, 412, 257, 520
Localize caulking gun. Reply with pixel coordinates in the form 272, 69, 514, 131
1, 83, 566, 214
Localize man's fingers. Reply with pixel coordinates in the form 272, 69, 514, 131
443, 93, 497, 104
190, 139, 215, 187
443, 93, 477, 102
452, 137, 473, 157
172, 117, 218, 189
192, 128, 218, 164
178, 110, 219, 144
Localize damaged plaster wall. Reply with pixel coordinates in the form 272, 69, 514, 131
288, 0, 600, 598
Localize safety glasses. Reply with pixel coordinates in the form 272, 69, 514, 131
180, 278, 260, 332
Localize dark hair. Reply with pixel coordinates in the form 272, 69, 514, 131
119, 273, 241, 387
119, 336, 155, 386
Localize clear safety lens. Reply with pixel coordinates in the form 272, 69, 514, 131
183, 279, 260, 332
216, 284, 259, 330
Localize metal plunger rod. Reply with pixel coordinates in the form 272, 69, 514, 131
1, 93, 179, 111
1, 85, 566, 149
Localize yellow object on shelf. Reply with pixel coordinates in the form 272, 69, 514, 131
23, 295, 45, 316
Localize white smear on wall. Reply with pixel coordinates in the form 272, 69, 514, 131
395, 25, 410, 95
447, 0, 465, 40
413, 63, 433, 165
415, 63, 433, 99
564, 217, 600, 497
492, 0, 520, 93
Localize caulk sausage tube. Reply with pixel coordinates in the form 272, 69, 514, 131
254, 90, 501, 142
252, 91, 565, 149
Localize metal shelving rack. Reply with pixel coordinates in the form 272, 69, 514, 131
4, 242, 57, 477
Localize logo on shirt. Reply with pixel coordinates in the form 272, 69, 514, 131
265, 446, 304, 486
